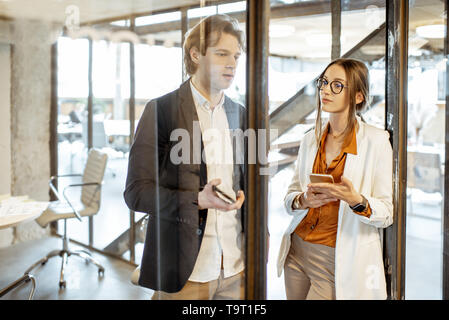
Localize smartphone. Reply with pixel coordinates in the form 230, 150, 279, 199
309, 173, 334, 184
212, 186, 236, 204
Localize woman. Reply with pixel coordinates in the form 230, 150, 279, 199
276, 58, 393, 300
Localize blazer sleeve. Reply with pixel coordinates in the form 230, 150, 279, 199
284, 141, 309, 217
123, 99, 198, 215
358, 131, 394, 228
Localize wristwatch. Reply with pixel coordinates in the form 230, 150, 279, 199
292, 192, 305, 210
350, 195, 368, 213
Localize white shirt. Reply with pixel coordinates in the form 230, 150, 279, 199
188, 80, 244, 282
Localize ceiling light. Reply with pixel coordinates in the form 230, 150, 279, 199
188, 6, 217, 19
305, 34, 346, 47
135, 12, 181, 27
269, 24, 295, 38
218, 1, 246, 14
416, 24, 445, 39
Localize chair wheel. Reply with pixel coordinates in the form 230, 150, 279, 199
59, 281, 66, 289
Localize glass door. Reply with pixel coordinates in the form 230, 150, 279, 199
405, 0, 446, 299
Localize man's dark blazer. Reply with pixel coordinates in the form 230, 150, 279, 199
124, 80, 246, 293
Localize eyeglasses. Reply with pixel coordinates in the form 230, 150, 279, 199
316, 77, 349, 94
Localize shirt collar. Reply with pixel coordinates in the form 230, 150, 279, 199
190, 79, 225, 112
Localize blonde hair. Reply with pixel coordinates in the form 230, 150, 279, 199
183, 14, 245, 76
315, 58, 370, 145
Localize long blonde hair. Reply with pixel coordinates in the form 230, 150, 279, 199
315, 58, 370, 145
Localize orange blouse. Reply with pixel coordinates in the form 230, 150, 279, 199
294, 123, 372, 248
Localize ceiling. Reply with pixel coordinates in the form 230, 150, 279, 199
0, 0, 445, 60
0, 0, 219, 23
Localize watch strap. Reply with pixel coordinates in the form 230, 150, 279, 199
350, 195, 368, 212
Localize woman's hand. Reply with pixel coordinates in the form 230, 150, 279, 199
307, 176, 362, 207
300, 188, 338, 209
198, 178, 245, 211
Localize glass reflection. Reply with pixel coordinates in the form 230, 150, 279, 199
124, 13, 247, 300
267, 0, 386, 299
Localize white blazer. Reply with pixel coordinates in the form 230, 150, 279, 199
276, 117, 393, 300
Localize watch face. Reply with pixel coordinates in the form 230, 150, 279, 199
352, 204, 366, 212
351, 196, 368, 212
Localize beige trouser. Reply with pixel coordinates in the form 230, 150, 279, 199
151, 270, 245, 300
284, 233, 336, 300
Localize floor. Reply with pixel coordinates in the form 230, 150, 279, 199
12, 141, 439, 300
0, 236, 153, 300
266, 167, 445, 300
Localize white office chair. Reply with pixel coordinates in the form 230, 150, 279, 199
25, 148, 108, 289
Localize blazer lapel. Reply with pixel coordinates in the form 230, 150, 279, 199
178, 80, 199, 136
223, 97, 239, 130
177, 80, 206, 184
223, 97, 242, 166
342, 117, 365, 188
305, 130, 318, 184
337, 118, 365, 235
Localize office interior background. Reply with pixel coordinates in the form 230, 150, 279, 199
0, 0, 448, 300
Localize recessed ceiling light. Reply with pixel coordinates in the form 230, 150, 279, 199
416, 24, 445, 39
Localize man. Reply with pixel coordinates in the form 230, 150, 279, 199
124, 14, 246, 300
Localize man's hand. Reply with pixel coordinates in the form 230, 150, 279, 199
198, 178, 245, 211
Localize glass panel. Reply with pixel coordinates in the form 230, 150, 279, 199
4, 0, 249, 301
57, 37, 90, 244
57, 37, 89, 176
125, 3, 247, 299
133, 27, 183, 265
405, 0, 445, 300
267, 0, 331, 300
91, 40, 131, 253
267, 0, 386, 299
341, 2, 386, 129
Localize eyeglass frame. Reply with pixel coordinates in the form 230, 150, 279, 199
316, 77, 349, 95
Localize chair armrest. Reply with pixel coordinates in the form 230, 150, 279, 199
62, 182, 102, 221
48, 174, 83, 202
52, 174, 83, 178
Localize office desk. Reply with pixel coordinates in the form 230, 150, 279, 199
0, 196, 49, 300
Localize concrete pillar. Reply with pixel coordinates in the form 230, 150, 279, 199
9, 19, 60, 243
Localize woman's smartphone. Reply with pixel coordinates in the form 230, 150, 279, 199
212, 186, 236, 204
309, 173, 334, 184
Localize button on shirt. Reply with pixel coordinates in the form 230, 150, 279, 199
188, 80, 244, 282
